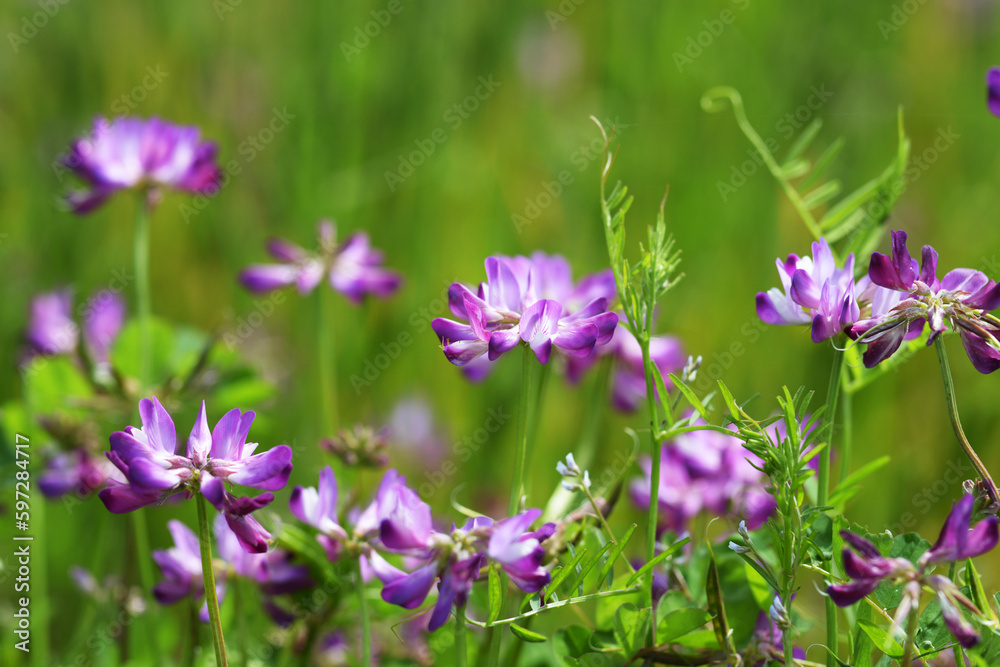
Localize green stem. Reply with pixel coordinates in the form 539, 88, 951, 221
934, 338, 999, 506
700, 87, 824, 245
639, 335, 660, 632
455, 605, 468, 667
317, 288, 338, 437
900, 603, 920, 667
134, 192, 152, 393
196, 494, 228, 667
235, 578, 248, 667
821, 347, 844, 667
355, 559, 371, 666
509, 345, 539, 516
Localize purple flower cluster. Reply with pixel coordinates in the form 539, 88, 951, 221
100, 397, 293, 553
849, 230, 1000, 373
630, 419, 775, 535
25, 288, 125, 366
153, 515, 312, 624
61, 117, 221, 214
828, 494, 999, 647
240, 220, 401, 304
289, 466, 554, 631
756, 238, 860, 343
431, 253, 618, 372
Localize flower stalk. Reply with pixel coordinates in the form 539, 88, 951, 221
196, 493, 228, 667
935, 338, 999, 506
355, 559, 371, 666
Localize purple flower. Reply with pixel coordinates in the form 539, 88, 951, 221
849, 230, 1000, 372
82, 290, 126, 365
920, 494, 999, 567
289, 465, 353, 561
240, 220, 401, 303
988, 68, 1000, 118
432, 253, 617, 370
100, 397, 292, 553
487, 509, 553, 593
829, 495, 998, 648
61, 117, 221, 214
26, 289, 78, 356
756, 238, 860, 342
376, 469, 438, 553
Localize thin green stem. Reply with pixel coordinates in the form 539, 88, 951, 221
509, 345, 539, 516
134, 192, 152, 392
196, 494, 228, 667
455, 605, 468, 667
317, 288, 338, 437
935, 338, 999, 506
900, 603, 920, 667
235, 578, 248, 667
355, 559, 371, 666
473, 586, 642, 628
700, 87, 824, 245
639, 335, 660, 630
821, 347, 844, 667
185, 599, 198, 667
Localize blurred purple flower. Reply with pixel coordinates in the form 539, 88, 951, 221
61, 117, 221, 214
38, 450, 117, 499
988, 68, 1000, 117
630, 419, 776, 534
828, 495, 998, 648
756, 238, 860, 342
100, 397, 292, 553
849, 230, 1000, 372
240, 220, 400, 303
432, 253, 617, 370
26, 289, 78, 356
376, 469, 438, 553
82, 291, 126, 365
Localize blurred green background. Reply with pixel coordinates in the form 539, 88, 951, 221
2, 0, 1000, 661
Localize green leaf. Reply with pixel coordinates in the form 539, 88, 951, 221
802, 180, 842, 209
612, 603, 650, 657
857, 620, 904, 659
967, 559, 996, 623
509, 623, 547, 643
783, 117, 823, 165
667, 373, 709, 421
627, 537, 689, 587
705, 544, 736, 658
554, 625, 593, 661
488, 564, 503, 624
830, 455, 891, 508
657, 607, 713, 644
597, 524, 637, 590
800, 136, 845, 189
22, 356, 93, 416
717, 380, 740, 421
567, 541, 613, 594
